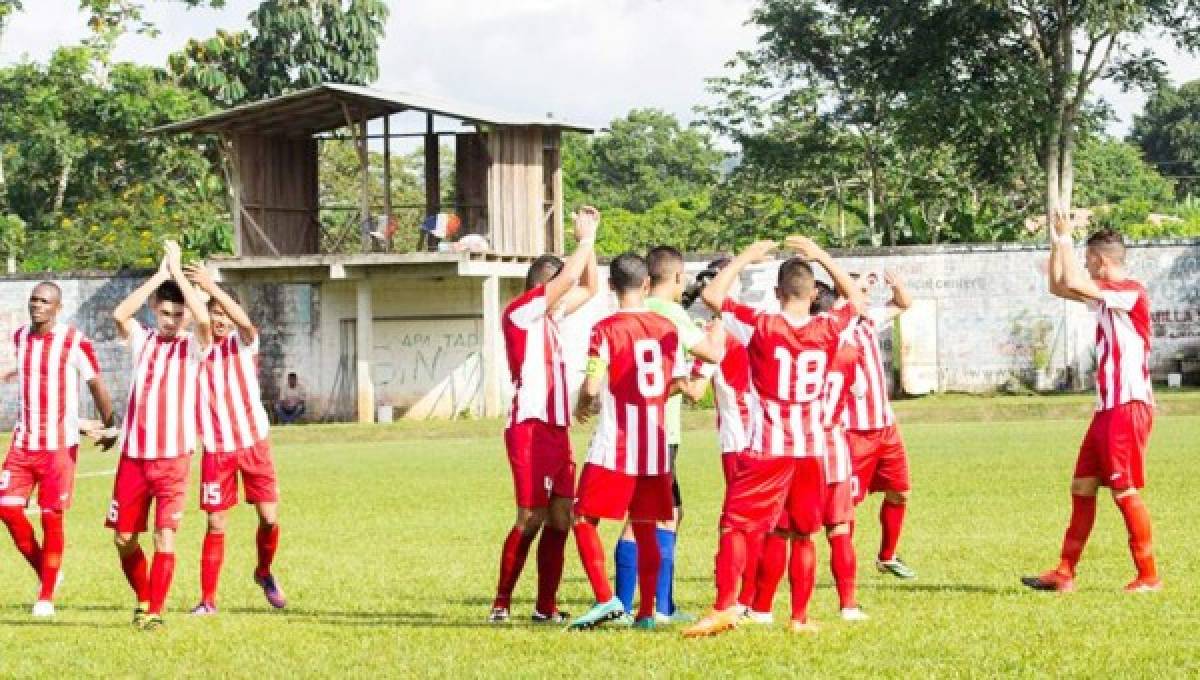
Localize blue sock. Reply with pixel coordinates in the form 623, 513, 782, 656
613, 539, 637, 613
655, 528, 677, 616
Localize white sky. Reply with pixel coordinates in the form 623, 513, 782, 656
1, 0, 1197, 136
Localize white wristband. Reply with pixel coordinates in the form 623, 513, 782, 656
1054, 234, 1074, 248
577, 237, 595, 248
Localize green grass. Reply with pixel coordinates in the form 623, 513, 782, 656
1, 405, 1199, 677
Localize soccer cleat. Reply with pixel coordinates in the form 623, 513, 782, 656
631, 617, 656, 631
1124, 578, 1163, 593
254, 572, 287, 609
740, 609, 775, 625
567, 597, 625, 631
487, 607, 510, 623
681, 607, 740, 638
139, 614, 165, 631
654, 609, 697, 625
788, 620, 820, 634
840, 607, 869, 622
190, 602, 219, 616
31, 600, 55, 618
876, 557, 917, 579
1021, 570, 1076, 593
131, 604, 150, 627
531, 609, 569, 624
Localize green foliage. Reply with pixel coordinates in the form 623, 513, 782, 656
0, 212, 24, 257
1072, 138, 1175, 208
590, 194, 722, 256
169, 0, 389, 106
1131, 79, 1200, 199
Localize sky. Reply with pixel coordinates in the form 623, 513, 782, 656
1, 0, 1197, 137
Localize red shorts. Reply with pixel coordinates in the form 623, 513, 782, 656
0, 445, 78, 512
200, 439, 279, 512
848, 425, 910, 504
823, 480, 854, 527
720, 450, 748, 486
574, 463, 673, 522
105, 456, 191, 533
506, 420, 575, 508
721, 456, 825, 535
1074, 401, 1153, 490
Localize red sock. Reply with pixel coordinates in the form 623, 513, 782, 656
713, 529, 747, 611
148, 551, 176, 615
737, 531, 765, 608
879, 500, 906, 561
37, 512, 65, 601
120, 545, 151, 604
751, 533, 787, 613
0, 506, 43, 575
1115, 494, 1157, 581
1057, 494, 1097, 576
200, 532, 225, 606
631, 522, 661, 620
255, 524, 280, 580
492, 527, 535, 609
788, 536, 816, 623
573, 521, 614, 603
534, 526, 568, 615
828, 531, 857, 609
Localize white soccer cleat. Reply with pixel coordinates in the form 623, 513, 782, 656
740, 609, 774, 625
31, 600, 55, 618
840, 607, 869, 622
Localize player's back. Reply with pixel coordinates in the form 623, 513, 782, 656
1092, 278, 1152, 410
501, 284, 569, 426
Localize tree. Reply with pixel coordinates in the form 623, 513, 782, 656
1072, 137, 1175, 208
1131, 79, 1200, 198
168, 0, 389, 106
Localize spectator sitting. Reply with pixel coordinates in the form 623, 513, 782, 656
276, 372, 306, 424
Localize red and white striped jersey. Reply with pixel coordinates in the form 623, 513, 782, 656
585, 310, 687, 475
844, 309, 897, 431
821, 338, 862, 484
118, 322, 207, 460
1090, 278, 1153, 411
198, 332, 270, 453
503, 285, 571, 428
693, 333, 755, 454
11, 323, 99, 452
721, 299, 856, 459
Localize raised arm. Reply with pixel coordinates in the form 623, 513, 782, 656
687, 319, 726, 364
1048, 217, 1099, 303
546, 206, 599, 313
786, 235, 867, 316
701, 240, 777, 313
113, 259, 170, 340
164, 241, 212, 349
185, 263, 256, 344
558, 241, 599, 317
880, 270, 912, 322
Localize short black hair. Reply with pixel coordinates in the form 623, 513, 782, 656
681, 254, 732, 309
31, 281, 62, 302
525, 254, 564, 291
1086, 228, 1126, 263
813, 281, 836, 313
777, 257, 816, 301
154, 280, 184, 305
646, 246, 684, 286
609, 252, 649, 295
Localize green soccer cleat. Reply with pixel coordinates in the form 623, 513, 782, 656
876, 557, 917, 580
566, 597, 625, 631
631, 617, 656, 631
131, 604, 149, 627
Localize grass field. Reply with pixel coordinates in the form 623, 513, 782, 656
0, 396, 1198, 678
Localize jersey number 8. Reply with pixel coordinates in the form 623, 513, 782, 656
634, 339, 665, 397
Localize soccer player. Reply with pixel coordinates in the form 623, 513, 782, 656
567, 252, 724, 630
0, 281, 117, 617
488, 207, 600, 624
845, 270, 916, 579
1022, 221, 1159, 593
184, 264, 285, 615
684, 236, 865, 637
108, 240, 212, 630
743, 282, 868, 623
613, 245, 713, 623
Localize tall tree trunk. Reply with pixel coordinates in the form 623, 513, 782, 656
52, 155, 72, 217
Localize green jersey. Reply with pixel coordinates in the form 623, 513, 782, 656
645, 296, 706, 446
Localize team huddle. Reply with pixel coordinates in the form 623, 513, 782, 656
493, 209, 1160, 635
2, 240, 284, 629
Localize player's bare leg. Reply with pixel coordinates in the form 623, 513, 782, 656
253, 501, 286, 608
114, 531, 151, 625
193, 510, 227, 615
876, 489, 916, 579
826, 522, 866, 621
532, 496, 571, 623
1112, 487, 1160, 592
490, 506, 545, 622
1023, 477, 1099, 592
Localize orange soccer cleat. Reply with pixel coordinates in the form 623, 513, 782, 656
1123, 577, 1163, 593
1020, 569, 1076, 593
682, 607, 740, 639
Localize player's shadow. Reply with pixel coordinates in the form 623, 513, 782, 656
854, 582, 1020, 595
0, 619, 116, 629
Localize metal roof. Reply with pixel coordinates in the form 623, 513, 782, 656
149, 83, 597, 136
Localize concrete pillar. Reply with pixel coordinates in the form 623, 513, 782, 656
356, 277, 375, 423
481, 275, 504, 417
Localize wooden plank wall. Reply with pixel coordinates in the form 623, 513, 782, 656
486, 126, 545, 256
237, 134, 320, 256
455, 133, 489, 237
